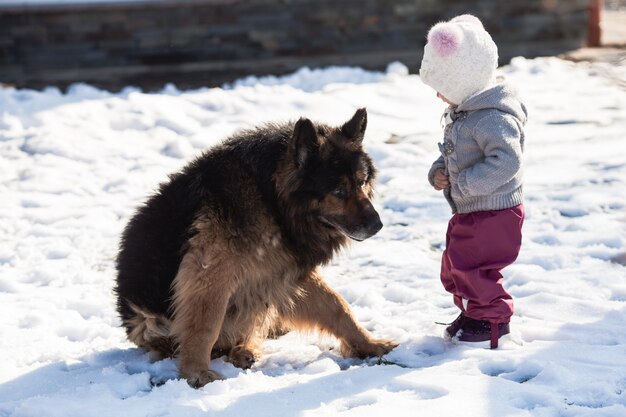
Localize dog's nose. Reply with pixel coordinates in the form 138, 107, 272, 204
367, 215, 383, 236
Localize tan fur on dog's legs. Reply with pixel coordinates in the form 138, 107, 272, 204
285, 270, 397, 358
171, 249, 236, 388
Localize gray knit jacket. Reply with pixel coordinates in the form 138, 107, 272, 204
428, 81, 528, 214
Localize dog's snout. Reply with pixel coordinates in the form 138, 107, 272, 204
358, 200, 382, 237
366, 213, 383, 236
368, 216, 383, 235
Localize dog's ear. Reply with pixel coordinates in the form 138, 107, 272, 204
292, 117, 319, 168
341, 108, 367, 145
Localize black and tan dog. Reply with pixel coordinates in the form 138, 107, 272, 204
115, 108, 397, 388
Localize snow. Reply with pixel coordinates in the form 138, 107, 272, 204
1, 57, 625, 417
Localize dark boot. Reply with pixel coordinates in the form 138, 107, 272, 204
443, 313, 510, 349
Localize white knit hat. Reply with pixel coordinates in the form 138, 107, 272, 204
419, 14, 498, 105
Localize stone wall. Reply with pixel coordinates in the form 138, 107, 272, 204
0, 0, 589, 91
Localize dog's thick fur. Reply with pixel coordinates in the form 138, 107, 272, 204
115, 108, 397, 387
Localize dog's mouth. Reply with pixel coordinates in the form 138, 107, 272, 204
318, 216, 371, 242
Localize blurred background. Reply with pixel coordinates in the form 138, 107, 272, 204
0, 0, 624, 91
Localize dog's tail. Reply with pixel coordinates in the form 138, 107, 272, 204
121, 300, 178, 359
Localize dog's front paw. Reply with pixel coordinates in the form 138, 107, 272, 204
181, 368, 224, 388
340, 337, 398, 359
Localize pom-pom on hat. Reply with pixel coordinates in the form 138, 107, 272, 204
419, 14, 498, 105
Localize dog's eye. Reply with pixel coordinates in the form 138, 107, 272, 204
358, 180, 367, 188
332, 186, 347, 199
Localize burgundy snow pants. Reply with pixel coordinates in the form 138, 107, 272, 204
441, 205, 524, 323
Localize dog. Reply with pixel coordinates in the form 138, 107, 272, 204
115, 108, 397, 388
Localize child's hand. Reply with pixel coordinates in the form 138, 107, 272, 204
433, 168, 450, 190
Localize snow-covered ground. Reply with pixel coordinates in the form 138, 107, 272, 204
1, 57, 625, 417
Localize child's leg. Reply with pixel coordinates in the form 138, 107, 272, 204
440, 216, 458, 299
441, 205, 524, 323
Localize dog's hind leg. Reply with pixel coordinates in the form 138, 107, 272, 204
217, 306, 268, 369
283, 270, 398, 359
227, 341, 261, 369
170, 248, 237, 388
214, 319, 261, 369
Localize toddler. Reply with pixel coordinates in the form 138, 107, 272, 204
420, 15, 527, 348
